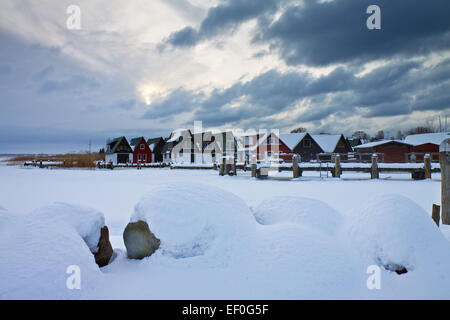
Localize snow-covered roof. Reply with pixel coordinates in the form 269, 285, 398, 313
311, 134, 342, 153
278, 133, 307, 150
404, 132, 450, 146
354, 139, 411, 149
167, 129, 190, 142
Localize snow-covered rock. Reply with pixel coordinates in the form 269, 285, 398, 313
0, 207, 104, 299
253, 196, 343, 236
131, 183, 254, 259
347, 194, 450, 298
347, 194, 450, 272
32, 202, 105, 253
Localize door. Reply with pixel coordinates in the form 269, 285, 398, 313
117, 153, 129, 163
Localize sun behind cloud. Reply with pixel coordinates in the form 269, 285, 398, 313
138, 83, 165, 105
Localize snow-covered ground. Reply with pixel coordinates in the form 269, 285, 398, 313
0, 165, 448, 299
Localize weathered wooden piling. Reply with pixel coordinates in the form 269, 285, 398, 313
219, 157, 225, 176
424, 154, 431, 179
292, 154, 300, 178
440, 139, 450, 225
371, 154, 379, 179
335, 154, 341, 178
432, 204, 441, 227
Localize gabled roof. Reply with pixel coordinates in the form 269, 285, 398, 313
167, 129, 191, 142
147, 137, 164, 152
354, 139, 411, 149
278, 133, 308, 150
130, 137, 145, 147
106, 136, 132, 154
311, 134, 343, 153
404, 132, 450, 146
348, 137, 363, 147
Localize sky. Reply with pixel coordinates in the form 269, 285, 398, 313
0, 0, 449, 153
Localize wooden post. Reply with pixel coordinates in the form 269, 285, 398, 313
424, 154, 431, 179
440, 139, 450, 225
251, 164, 256, 178
219, 157, 225, 176
335, 154, 341, 178
213, 162, 217, 170
371, 154, 379, 179
225, 155, 232, 176
432, 204, 440, 227
233, 158, 237, 176
293, 154, 299, 178
250, 155, 257, 178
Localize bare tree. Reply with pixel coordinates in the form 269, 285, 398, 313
290, 127, 307, 133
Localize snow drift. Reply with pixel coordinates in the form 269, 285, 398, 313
347, 194, 450, 298
118, 183, 364, 298
0, 203, 106, 299
131, 183, 255, 259
253, 196, 343, 236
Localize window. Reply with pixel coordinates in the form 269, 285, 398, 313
267, 151, 272, 157
267, 137, 279, 145
245, 137, 253, 145
143, 154, 147, 161
140, 144, 145, 150
138, 154, 141, 161
303, 139, 311, 148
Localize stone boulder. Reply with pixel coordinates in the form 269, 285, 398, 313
94, 226, 114, 267
123, 220, 160, 259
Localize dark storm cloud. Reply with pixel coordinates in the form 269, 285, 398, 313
164, 0, 279, 48
412, 83, 450, 111
256, 0, 450, 66
165, 0, 450, 67
143, 58, 450, 127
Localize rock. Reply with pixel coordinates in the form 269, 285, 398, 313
395, 267, 408, 275
94, 226, 114, 267
384, 263, 408, 275
123, 220, 160, 259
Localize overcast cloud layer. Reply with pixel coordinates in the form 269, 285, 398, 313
0, 0, 449, 153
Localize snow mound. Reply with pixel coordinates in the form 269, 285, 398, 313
131, 183, 254, 259
227, 223, 365, 299
253, 196, 343, 236
0, 205, 105, 299
347, 194, 450, 272
32, 202, 105, 252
